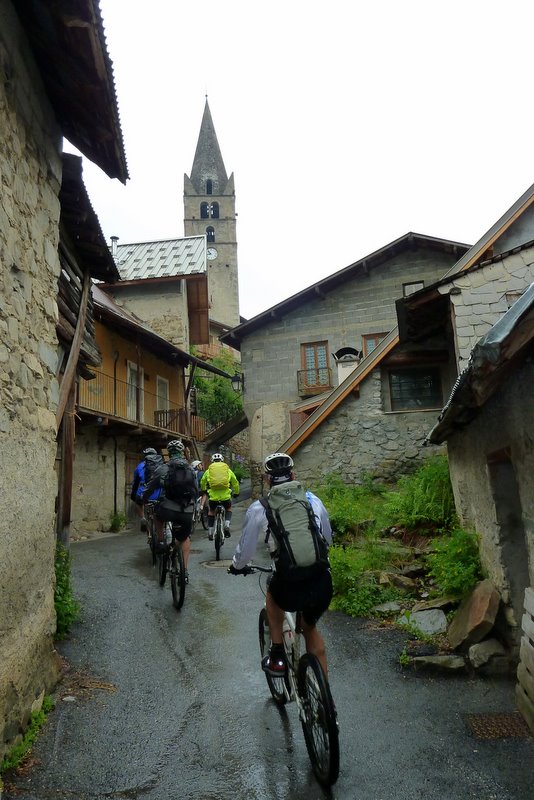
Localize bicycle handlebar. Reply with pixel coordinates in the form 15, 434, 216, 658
227, 563, 273, 576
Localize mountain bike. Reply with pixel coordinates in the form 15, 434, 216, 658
231, 563, 339, 787
144, 502, 157, 566
192, 496, 208, 532
158, 523, 186, 610
213, 502, 226, 561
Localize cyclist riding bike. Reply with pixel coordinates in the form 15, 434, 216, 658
130, 447, 162, 531
229, 452, 333, 678
143, 440, 197, 582
200, 453, 239, 541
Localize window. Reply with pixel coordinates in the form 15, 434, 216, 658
206, 179, 213, 194
200, 202, 209, 219
127, 362, 144, 421
211, 201, 219, 218
403, 281, 424, 297
388, 367, 442, 411
206, 226, 215, 242
156, 376, 169, 410
362, 333, 387, 357
301, 341, 329, 386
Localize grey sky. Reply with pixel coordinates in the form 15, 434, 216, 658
74, 0, 534, 320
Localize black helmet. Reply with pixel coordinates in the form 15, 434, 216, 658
142, 447, 157, 456
263, 452, 294, 476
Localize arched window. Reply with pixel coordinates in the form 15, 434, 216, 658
206, 227, 215, 243
211, 202, 219, 218
206, 179, 213, 195
200, 202, 209, 219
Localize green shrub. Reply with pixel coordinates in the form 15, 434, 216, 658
0, 695, 55, 774
54, 542, 80, 639
232, 461, 248, 482
109, 511, 127, 532
382, 455, 456, 531
426, 527, 483, 597
329, 543, 405, 616
314, 473, 387, 536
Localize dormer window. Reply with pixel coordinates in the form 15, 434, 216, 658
206, 179, 213, 194
206, 227, 215, 242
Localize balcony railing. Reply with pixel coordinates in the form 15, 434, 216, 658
78, 371, 207, 439
297, 367, 333, 397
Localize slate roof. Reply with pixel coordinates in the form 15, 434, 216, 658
114, 236, 207, 282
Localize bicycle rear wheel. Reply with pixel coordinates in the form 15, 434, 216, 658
297, 653, 339, 786
258, 608, 290, 705
147, 518, 157, 567
214, 517, 223, 561
200, 505, 208, 530
170, 544, 186, 610
158, 549, 168, 587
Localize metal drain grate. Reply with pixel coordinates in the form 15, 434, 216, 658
465, 712, 532, 740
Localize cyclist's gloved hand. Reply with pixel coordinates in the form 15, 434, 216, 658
228, 563, 250, 576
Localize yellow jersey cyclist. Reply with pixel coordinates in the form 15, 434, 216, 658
200, 453, 239, 540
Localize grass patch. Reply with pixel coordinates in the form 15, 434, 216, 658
426, 527, 483, 597
54, 542, 80, 639
0, 695, 55, 774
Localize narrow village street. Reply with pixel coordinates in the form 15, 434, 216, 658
4, 498, 532, 800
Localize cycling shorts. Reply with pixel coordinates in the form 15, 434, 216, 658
268, 569, 333, 627
208, 498, 232, 512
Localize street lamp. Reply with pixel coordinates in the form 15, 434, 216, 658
231, 371, 244, 393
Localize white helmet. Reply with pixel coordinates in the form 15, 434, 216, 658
211, 453, 224, 462
191, 460, 202, 469
263, 452, 294, 476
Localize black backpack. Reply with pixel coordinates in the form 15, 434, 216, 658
164, 459, 198, 505
144, 453, 164, 486
259, 480, 330, 582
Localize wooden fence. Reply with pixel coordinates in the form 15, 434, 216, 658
516, 586, 534, 733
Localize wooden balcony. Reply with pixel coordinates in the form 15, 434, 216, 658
297, 367, 333, 397
78, 371, 208, 440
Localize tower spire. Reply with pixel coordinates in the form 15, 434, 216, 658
189, 98, 228, 194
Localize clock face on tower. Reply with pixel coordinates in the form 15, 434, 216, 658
207, 247, 218, 261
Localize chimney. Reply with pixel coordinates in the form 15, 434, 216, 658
110, 236, 119, 257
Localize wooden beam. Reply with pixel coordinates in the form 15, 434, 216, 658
56, 268, 91, 430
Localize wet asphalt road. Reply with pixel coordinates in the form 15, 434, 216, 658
5, 498, 534, 800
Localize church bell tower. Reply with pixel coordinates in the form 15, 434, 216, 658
184, 99, 240, 329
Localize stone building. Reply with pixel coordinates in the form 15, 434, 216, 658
220, 233, 469, 488
0, 0, 127, 760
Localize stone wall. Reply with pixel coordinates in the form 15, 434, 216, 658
0, 0, 62, 759
291, 369, 445, 488
437, 248, 534, 370
107, 283, 189, 351
70, 427, 130, 534
447, 360, 534, 642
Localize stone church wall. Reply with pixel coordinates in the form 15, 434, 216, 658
0, 0, 62, 759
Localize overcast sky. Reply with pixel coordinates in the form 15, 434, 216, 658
75, 0, 534, 320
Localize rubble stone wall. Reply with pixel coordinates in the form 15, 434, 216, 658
0, 0, 63, 760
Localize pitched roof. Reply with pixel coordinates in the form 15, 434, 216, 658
428, 281, 534, 443
188, 99, 229, 194
15, 0, 128, 182
92, 285, 230, 378
113, 236, 207, 282
282, 185, 534, 455
60, 154, 120, 283
220, 232, 469, 349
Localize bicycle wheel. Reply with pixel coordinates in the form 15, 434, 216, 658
200, 505, 208, 530
214, 516, 223, 561
170, 544, 186, 610
297, 653, 339, 787
148, 518, 157, 566
258, 608, 290, 705
158, 549, 168, 587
